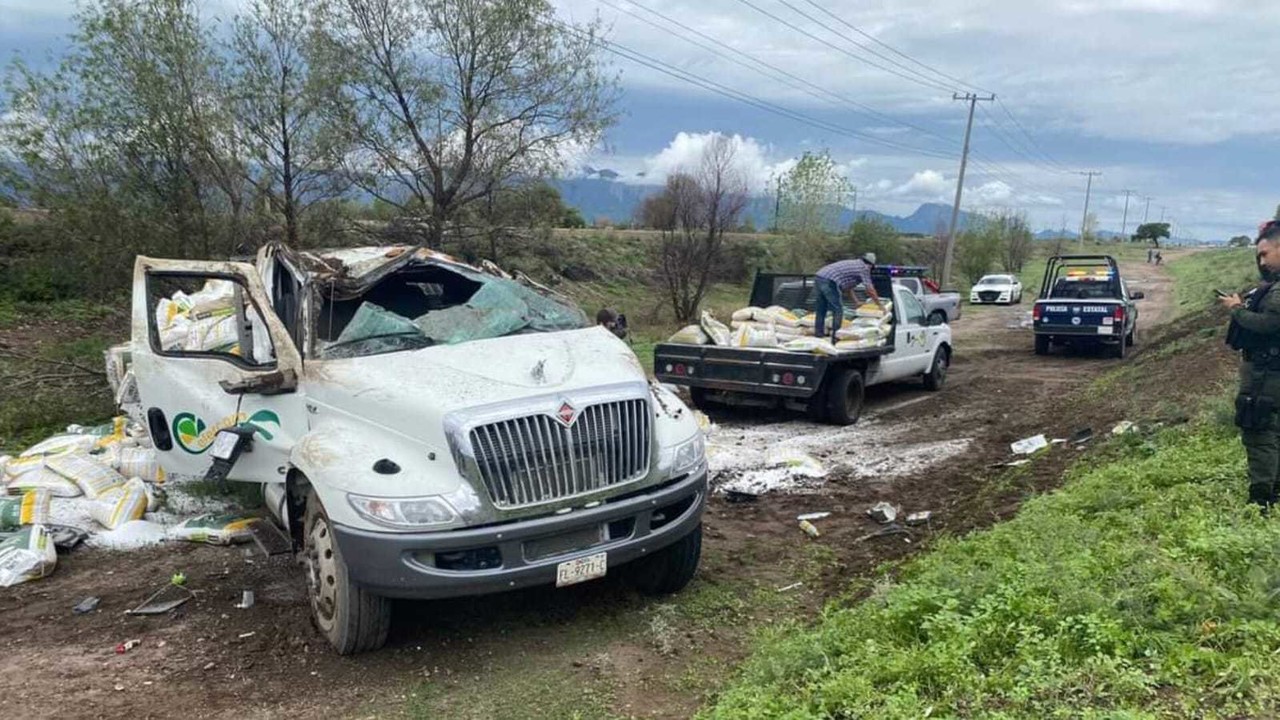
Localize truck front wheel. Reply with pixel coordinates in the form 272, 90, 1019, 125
826, 367, 865, 426
633, 523, 702, 595
304, 491, 391, 655
923, 347, 949, 391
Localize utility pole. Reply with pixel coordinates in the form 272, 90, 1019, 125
851, 187, 858, 220
941, 92, 995, 287
1142, 195, 1152, 224
1160, 205, 1166, 223
1120, 189, 1135, 237
1077, 171, 1102, 247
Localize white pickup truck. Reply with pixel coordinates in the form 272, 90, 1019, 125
109, 243, 708, 654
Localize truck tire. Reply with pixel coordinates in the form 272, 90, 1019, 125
304, 490, 391, 655
805, 393, 830, 423
1034, 335, 1050, 356
826, 367, 865, 426
1111, 331, 1128, 359
633, 523, 702, 595
1126, 327, 1136, 347
923, 347, 949, 391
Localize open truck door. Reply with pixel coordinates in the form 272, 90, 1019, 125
130, 257, 305, 482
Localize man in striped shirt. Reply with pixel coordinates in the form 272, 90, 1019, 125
814, 253, 881, 339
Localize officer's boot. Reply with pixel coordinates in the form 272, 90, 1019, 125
1249, 483, 1273, 513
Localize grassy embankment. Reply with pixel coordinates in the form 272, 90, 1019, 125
702, 246, 1280, 718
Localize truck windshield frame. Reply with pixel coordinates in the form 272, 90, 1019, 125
311, 259, 590, 360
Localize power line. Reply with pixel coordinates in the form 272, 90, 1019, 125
797, 0, 994, 95
727, 0, 957, 94
772, 0, 962, 93
561, 24, 961, 160
596, 0, 960, 151
994, 98, 1072, 173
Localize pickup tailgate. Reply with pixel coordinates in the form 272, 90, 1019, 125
655, 343, 832, 398
1034, 299, 1126, 338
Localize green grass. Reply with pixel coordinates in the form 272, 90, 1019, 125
702, 415, 1280, 719
1167, 246, 1257, 317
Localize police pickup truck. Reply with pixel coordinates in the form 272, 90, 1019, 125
1031, 255, 1144, 358
654, 266, 952, 425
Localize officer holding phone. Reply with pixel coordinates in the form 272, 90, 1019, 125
1220, 220, 1280, 510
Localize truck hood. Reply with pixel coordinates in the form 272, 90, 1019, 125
303, 327, 647, 449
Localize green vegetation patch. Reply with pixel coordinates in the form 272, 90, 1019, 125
703, 421, 1280, 719
1167, 247, 1256, 315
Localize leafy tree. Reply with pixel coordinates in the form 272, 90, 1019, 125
777, 150, 851, 269
1228, 235, 1251, 248
313, 0, 617, 247
844, 218, 902, 265
994, 211, 1034, 273
957, 217, 1003, 285
561, 206, 587, 229
1133, 222, 1171, 246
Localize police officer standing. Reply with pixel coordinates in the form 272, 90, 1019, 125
1221, 220, 1280, 509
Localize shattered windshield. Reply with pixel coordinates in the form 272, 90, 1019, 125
316, 261, 588, 360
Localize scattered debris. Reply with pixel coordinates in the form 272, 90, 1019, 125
866, 502, 899, 524
723, 489, 759, 504
72, 596, 101, 614
776, 582, 804, 593
235, 590, 255, 609
1005, 459, 1031, 468
904, 511, 933, 526
1010, 434, 1049, 455
171, 572, 187, 586
249, 521, 293, 557
765, 448, 828, 479
46, 524, 88, 553
1112, 421, 1136, 435
1069, 427, 1094, 445
238, 631, 256, 640
798, 519, 821, 538
796, 511, 831, 521
855, 524, 911, 543
125, 581, 194, 616
170, 513, 260, 546
115, 639, 141, 654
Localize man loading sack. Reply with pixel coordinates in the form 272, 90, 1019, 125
814, 253, 882, 340
1221, 220, 1280, 510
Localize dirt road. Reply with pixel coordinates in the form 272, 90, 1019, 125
0, 257, 1185, 720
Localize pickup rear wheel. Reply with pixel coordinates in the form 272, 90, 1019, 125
1034, 335, 1050, 356
923, 347, 949, 391
633, 523, 702, 595
304, 490, 391, 655
826, 367, 865, 426
1111, 331, 1128, 359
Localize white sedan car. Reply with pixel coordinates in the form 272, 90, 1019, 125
969, 274, 1023, 305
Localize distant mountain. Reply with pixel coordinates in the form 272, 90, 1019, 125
552, 177, 981, 235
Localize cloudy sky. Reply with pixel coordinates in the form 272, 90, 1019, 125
4, 0, 1278, 239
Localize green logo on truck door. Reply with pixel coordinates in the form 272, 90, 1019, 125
172, 410, 281, 454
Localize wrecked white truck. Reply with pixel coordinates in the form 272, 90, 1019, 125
109, 243, 708, 653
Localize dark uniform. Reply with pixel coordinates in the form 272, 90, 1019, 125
1229, 280, 1280, 507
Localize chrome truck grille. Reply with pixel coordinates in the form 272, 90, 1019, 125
468, 399, 652, 508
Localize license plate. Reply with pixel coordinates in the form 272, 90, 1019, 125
210, 431, 240, 460
1096, 326, 1113, 335
556, 552, 607, 587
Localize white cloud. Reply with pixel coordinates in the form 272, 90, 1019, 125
893, 170, 951, 198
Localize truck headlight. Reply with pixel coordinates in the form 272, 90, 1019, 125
347, 494, 458, 529
672, 434, 706, 476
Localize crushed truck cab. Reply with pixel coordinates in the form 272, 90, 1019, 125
114, 243, 707, 654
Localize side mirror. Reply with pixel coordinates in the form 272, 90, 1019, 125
927, 314, 946, 327
1131, 291, 1145, 300
220, 368, 298, 396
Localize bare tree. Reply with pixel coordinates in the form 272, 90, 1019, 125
228, 0, 339, 247
998, 210, 1034, 273
651, 135, 749, 323
314, 0, 617, 247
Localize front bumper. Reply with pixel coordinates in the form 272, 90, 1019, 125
332, 470, 707, 599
